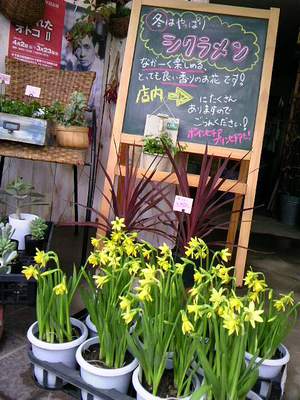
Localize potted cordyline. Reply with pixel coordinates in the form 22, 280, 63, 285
76, 218, 139, 399
0, 177, 47, 250
123, 241, 201, 399
244, 269, 300, 380
24, 250, 88, 388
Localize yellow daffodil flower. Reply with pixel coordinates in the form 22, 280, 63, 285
119, 296, 132, 312
175, 263, 184, 275
185, 237, 208, 260
53, 282, 67, 296
22, 265, 39, 280
93, 274, 109, 288
159, 243, 172, 258
157, 258, 171, 271
222, 310, 240, 335
34, 249, 48, 267
181, 311, 194, 335
141, 265, 156, 282
91, 237, 100, 249
220, 248, 231, 262
209, 288, 226, 309
244, 270, 258, 287
122, 309, 137, 325
244, 301, 264, 328
137, 286, 153, 302
111, 217, 126, 232
187, 304, 203, 321
109, 256, 121, 270
189, 286, 199, 297
249, 291, 260, 303
142, 248, 152, 260
88, 252, 99, 267
129, 261, 140, 275
274, 299, 285, 312
229, 295, 243, 313
111, 231, 123, 243
194, 271, 203, 284
252, 279, 267, 293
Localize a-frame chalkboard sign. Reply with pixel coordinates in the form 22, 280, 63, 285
99, 0, 279, 285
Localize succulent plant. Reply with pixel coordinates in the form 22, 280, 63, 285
0, 223, 17, 274
30, 217, 48, 241
0, 177, 47, 220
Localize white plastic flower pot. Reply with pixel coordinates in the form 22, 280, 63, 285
27, 317, 88, 389
245, 344, 290, 380
132, 365, 201, 400
85, 315, 98, 338
76, 336, 139, 400
9, 213, 38, 250
141, 153, 172, 173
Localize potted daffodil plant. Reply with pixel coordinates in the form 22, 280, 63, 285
125, 241, 201, 399
24, 250, 88, 388
244, 269, 300, 380
76, 217, 139, 398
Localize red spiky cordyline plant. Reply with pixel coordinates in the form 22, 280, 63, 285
164, 145, 245, 255
70, 144, 177, 241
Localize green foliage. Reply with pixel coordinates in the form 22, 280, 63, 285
30, 218, 48, 241
55, 91, 88, 127
143, 132, 179, 156
0, 96, 44, 118
44, 101, 64, 122
0, 223, 17, 274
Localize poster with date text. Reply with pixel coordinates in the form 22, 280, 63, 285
8, 0, 66, 69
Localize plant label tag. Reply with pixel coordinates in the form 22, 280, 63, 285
25, 85, 41, 98
0, 73, 11, 84
173, 195, 193, 214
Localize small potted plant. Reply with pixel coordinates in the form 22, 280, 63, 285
25, 217, 48, 256
0, 223, 18, 274
0, 177, 47, 250
24, 250, 88, 388
141, 132, 179, 172
54, 91, 89, 149
76, 218, 139, 397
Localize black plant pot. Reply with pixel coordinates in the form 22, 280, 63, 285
279, 193, 300, 226
25, 235, 46, 256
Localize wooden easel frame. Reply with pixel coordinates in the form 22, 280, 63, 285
99, 0, 279, 286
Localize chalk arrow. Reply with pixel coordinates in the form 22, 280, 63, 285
168, 87, 193, 106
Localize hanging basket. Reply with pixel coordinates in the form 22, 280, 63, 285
108, 15, 130, 39
0, 0, 45, 26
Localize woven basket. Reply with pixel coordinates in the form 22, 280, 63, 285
5, 58, 95, 107
0, 0, 45, 26
55, 125, 89, 149
108, 15, 130, 39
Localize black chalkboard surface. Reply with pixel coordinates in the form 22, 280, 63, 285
122, 6, 268, 150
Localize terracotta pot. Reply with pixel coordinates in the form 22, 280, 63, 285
55, 125, 89, 149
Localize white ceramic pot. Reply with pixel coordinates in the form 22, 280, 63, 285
245, 344, 290, 380
27, 317, 88, 388
132, 365, 201, 400
76, 336, 139, 400
9, 213, 38, 250
85, 315, 98, 338
141, 153, 172, 173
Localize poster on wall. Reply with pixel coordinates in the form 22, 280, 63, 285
61, 1, 107, 115
8, 0, 66, 69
